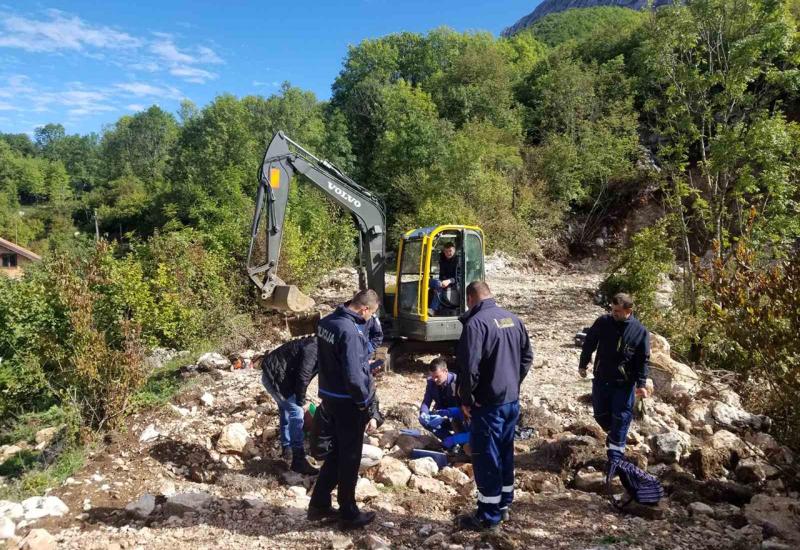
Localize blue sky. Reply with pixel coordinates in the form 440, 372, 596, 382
0, 1, 540, 136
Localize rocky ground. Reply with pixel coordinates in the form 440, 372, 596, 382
2, 254, 799, 550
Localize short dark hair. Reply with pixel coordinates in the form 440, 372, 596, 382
612, 293, 634, 309
443, 242, 455, 249
429, 357, 448, 372
351, 289, 380, 309
466, 280, 491, 300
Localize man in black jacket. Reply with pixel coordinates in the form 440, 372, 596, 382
429, 242, 461, 316
456, 281, 534, 531
260, 336, 319, 475
308, 289, 380, 530
579, 293, 650, 463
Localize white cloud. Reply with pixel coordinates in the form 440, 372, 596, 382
170, 66, 216, 83
0, 74, 33, 98
150, 37, 222, 83
0, 9, 140, 52
0, 100, 16, 110
114, 82, 182, 99
150, 38, 195, 65
126, 103, 145, 111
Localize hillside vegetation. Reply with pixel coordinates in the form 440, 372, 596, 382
1, 0, 800, 483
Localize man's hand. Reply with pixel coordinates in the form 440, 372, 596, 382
461, 405, 471, 422
441, 279, 452, 289
578, 368, 588, 379
635, 387, 649, 399
366, 418, 378, 434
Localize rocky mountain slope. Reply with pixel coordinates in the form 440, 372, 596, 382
502, 1, 672, 36
1, 255, 798, 549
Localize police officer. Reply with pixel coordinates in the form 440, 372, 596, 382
456, 281, 533, 531
579, 293, 650, 463
308, 289, 380, 530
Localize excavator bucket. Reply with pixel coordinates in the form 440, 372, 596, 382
261, 284, 316, 312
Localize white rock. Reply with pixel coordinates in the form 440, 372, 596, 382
0, 445, 23, 460
0, 500, 24, 521
21, 496, 68, 520
437, 467, 470, 486
329, 534, 353, 549
288, 486, 306, 498
125, 494, 156, 518
200, 392, 215, 407
0, 516, 14, 540
169, 404, 190, 417
197, 352, 230, 370
409, 457, 440, 477
217, 423, 249, 454
409, 475, 447, 494
355, 477, 380, 501
650, 430, 692, 464
364, 533, 391, 550
360, 444, 384, 469
19, 528, 56, 550
375, 456, 412, 487
712, 401, 768, 431
688, 501, 714, 516
139, 424, 160, 443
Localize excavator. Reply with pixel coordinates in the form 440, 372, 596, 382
246, 132, 486, 368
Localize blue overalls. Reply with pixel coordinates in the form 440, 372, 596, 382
456, 299, 534, 525
579, 314, 650, 461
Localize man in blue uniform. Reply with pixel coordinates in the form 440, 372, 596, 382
579, 293, 650, 463
456, 281, 534, 531
308, 289, 380, 530
418, 358, 469, 450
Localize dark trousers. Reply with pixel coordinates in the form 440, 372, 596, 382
470, 401, 519, 525
309, 399, 369, 519
592, 379, 635, 459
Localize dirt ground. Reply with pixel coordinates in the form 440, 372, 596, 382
7, 257, 785, 549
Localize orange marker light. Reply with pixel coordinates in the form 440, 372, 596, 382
269, 167, 281, 189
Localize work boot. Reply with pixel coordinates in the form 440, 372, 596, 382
291, 449, 319, 475
500, 507, 510, 522
455, 512, 499, 532
307, 505, 338, 522
338, 511, 376, 530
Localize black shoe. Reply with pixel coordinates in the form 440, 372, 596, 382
281, 446, 292, 460
291, 450, 320, 475
307, 505, 338, 522
338, 511, 376, 530
455, 512, 499, 532
500, 507, 510, 522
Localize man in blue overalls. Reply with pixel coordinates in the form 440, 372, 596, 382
455, 281, 534, 531
418, 358, 469, 451
308, 289, 380, 530
579, 293, 650, 463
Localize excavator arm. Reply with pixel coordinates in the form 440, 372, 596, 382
247, 131, 387, 312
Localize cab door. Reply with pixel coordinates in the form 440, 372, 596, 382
462, 229, 485, 290
395, 237, 424, 318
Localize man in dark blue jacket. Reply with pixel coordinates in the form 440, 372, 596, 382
345, 297, 383, 355
308, 289, 380, 530
418, 358, 468, 449
579, 293, 650, 463
456, 281, 534, 531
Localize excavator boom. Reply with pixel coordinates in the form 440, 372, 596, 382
247, 132, 387, 312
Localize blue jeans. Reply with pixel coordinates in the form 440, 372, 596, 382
262, 371, 305, 451
592, 379, 635, 460
470, 401, 519, 525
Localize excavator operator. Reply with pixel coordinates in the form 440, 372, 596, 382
429, 242, 461, 316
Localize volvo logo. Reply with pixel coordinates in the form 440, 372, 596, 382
327, 182, 361, 208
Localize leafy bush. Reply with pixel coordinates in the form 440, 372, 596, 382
280, 185, 358, 290
697, 236, 800, 448
601, 219, 675, 315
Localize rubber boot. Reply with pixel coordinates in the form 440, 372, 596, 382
291, 448, 319, 475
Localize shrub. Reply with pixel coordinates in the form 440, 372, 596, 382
601, 219, 675, 316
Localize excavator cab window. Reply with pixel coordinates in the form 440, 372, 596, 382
463, 230, 484, 288
398, 238, 424, 316
429, 233, 462, 317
